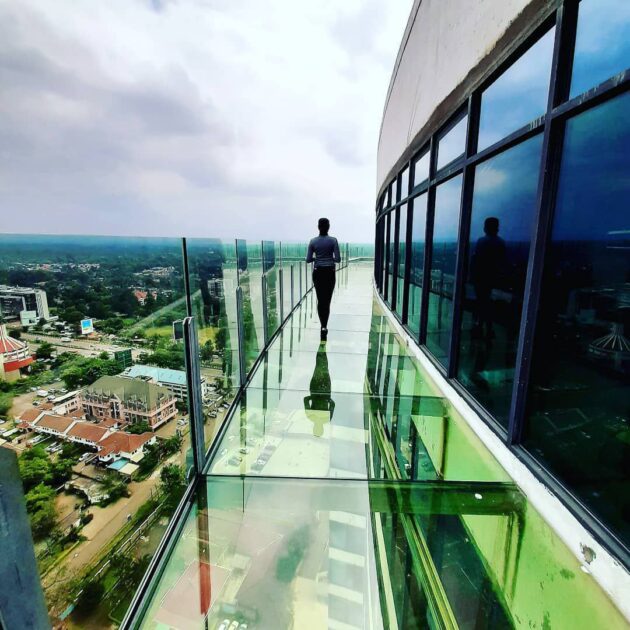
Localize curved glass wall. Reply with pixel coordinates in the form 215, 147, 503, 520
374, 0, 630, 560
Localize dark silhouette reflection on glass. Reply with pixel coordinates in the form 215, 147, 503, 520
303, 342, 335, 437
471, 217, 506, 340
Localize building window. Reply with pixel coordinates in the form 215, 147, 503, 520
436, 115, 467, 171
524, 93, 630, 548
407, 193, 427, 340
478, 28, 555, 150
395, 204, 408, 317
456, 134, 543, 426
426, 175, 462, 367
391, 179, 398, 206
570, 0, 630, 98
413, 150, 430, 190
400, 167, 410, 201
384, 212, 392, 303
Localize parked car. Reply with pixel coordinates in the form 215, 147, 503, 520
218, 621, 231, 630
227, 455, 242, 466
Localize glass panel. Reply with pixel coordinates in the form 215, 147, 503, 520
437, 115, 467, 170
524, 93, 630, 548
187, 239, 240, 448
395, 204, 408, 316
400, 166, 409, 200
413, 150, 430, 188
457, 135, 543, 426
391, 178, 398, 205
408, 193, 427, 339
478, 28, 555, 150
388, 212, 396, 306
570, 0, 630, 98
426, 175, 462, 366
263, 241, 280, 341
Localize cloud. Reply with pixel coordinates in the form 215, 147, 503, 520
0, 0, 412, 242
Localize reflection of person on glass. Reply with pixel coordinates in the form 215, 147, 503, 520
470, 217, 506, 339
303, 344, 335, 437
306, 217, 341, 341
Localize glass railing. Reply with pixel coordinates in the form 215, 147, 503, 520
0, 233, 356, 628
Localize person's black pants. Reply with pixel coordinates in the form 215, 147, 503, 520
313, 266, 336, 329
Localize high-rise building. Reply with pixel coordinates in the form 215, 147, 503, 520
0, 285, 50, 321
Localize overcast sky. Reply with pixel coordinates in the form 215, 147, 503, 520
0, 0, 411, 243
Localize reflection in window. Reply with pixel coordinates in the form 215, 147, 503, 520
524, 94, 630, 548
391, 178, 398, 205
478, 29, 555, 150
385, 212, 394, 305
426, 175, 462, 366
413, 151, 430, 189
407, 194, 427, 339
457, 135, 542, 426
571, 0, 630, 98
437, 116, 467, 170
400, 167, 410, 200
396, 204, 408, 316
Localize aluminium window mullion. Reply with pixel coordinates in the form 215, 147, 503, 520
419, 136, 438, 344
447, 93, 480, 378
507, 3, 574, 445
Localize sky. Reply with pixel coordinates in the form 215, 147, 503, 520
0, 0, 412, 243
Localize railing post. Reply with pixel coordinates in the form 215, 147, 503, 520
182, 316, 205, 476
236, 286, 247, 386
278, 267, 284, 323
299, 261, 303, 298
261, 272, 269, 345
291, 264, 295, 310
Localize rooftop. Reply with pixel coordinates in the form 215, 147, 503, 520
84, 375, 174, 407
121, 364, 187, 386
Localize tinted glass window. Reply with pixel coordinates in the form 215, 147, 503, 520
478, 29, 554, 150
391, 179, 398, 205
408, 194, 428, 339
437, 116, 467, 170
457, 135, 543, 425
426, 175, 462, 366
571, 0, 630, 98
387, 212, 395, 305
524, 93, 630, 548
396, 204, 408, 316
413, 151, 430, 188
400, 167, 410, 200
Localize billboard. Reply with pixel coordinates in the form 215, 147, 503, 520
80, 318, 94, 335
114, 349, 133, 370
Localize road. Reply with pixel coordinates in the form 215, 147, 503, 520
22, 332, 143, 360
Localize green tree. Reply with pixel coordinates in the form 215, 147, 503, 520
25, 483, 57, 539
160, 464, 186, 511
75, 580, 105, 614
36, 341, 55, 360
8, 329, 21, 340
200, 339, 215, 362
0, 393, 13, 418
128, 421, 151, 435
19, 450, 52, 490
51, 458, 74, 485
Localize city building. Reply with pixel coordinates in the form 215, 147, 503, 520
0, 323, 34, 381
0, 285, 50, 321
81, 375, 177, 429
120, 364, 207, 401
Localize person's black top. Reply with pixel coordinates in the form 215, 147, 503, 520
306, 235, 341, 268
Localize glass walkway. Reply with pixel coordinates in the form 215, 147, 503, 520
132, 264, 626, 630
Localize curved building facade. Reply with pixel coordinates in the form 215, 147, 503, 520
375, 0, 629, 608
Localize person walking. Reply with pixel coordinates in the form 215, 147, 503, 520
306, 218, 341, 340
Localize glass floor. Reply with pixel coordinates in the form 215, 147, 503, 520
135, 264, 627, 630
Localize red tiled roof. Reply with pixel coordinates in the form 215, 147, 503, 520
36, 414, 76, 433
67, 422, 109, 443
98, 431, 153, 457
19, 408, 44, 423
